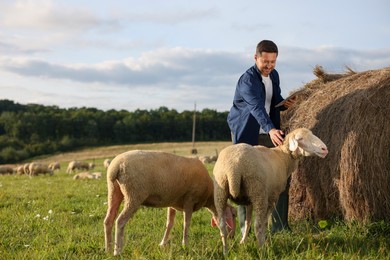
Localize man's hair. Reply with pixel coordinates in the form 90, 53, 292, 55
256, 40, 278, 56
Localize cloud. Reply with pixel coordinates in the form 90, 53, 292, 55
1, 46, 389, 112
123, 8, 216, 25
0, 0, 116, 32
0, 48, 246, 88
1, 46, 389, 87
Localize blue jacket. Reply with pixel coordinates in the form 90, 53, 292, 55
227, 65, 286, 145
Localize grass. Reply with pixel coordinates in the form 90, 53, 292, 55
0, 143, 389, 259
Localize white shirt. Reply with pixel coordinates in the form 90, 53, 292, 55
259, 75, 273, 134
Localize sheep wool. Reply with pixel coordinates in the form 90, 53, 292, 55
103, 150, 236, 256
213, 128, 328, 255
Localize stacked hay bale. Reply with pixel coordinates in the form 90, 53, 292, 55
281, 66, 390, 222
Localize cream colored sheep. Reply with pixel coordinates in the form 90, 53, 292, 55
15, 165, 25, 175
91, 172, 102, 179
209, 155, 218, 163
104, 150, 236, 256
66, 161, 95, 174
199, 155, 211, 164
28, 163, 54, 177
214, 128, 328, 255
103, 159, 111, 169
73, 172, 94, 180
73, 171, 103, 180
48, 162, 60, 171
23, 163, 30, 175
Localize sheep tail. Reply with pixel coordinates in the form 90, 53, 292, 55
227, 172, 241, 198
107, 162, 120, 183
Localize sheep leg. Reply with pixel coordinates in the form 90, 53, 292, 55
114, 201, 139, 256
253, 203, 267, 247
214, 185, 229, 255
104, 181, 124, 253
240, 204, 252, 244
159, 207, 176, 246
182, 207, 193, 246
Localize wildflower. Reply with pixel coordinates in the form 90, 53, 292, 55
318, 220, 328, 229
35, 214, 41, 218
43, 216, 49, 221
48, 210, 53, 214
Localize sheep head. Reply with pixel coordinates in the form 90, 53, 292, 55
286, 128, 328, 158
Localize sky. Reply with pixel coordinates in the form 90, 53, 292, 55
0, 0, 389, 112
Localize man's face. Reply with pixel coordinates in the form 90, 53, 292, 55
254, 52, 277, 77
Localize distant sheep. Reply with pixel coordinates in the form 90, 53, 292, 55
198, 149, 218, 164
213, 128, 328, 255
73, 171, 102, 180
28, 163, 54, 177
23, 163, 30, 175
199, 155, 212, 164
0, 166, 14, 175
48, 162, 60, 171
103, 159, 111, 169
15, 165, 25, 175
66, 161, 95, 174
91, 172, 102, 179
104, 150, 236, 255
198, 155, 218, 164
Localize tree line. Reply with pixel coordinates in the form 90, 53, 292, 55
0, 99, 231, 164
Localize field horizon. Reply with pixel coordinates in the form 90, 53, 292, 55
6, 141, 232, 167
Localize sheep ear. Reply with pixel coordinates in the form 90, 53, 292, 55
289, 136, 299, 151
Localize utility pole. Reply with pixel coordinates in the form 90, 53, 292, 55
191, 101, 197, 154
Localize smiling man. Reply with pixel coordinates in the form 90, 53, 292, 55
227, 39, 296, 236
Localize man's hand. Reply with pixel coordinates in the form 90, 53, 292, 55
269, 128, 284, 146
283, 95, 297, 108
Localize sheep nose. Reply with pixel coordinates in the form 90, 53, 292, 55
321, 147, 328, 156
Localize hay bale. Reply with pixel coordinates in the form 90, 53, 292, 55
281, 66, 390, 222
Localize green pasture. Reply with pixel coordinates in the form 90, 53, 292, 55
0, 157, 389, 259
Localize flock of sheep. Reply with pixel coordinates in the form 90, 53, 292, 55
0, 127, 328, 256
0, 159, 107, 180
0, 162, 59, 177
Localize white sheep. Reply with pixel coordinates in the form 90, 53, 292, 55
213, 128, 328, 255
91, 172, 102, 179
15, 165, 25, 175
23, 163, 30, 175
73, 171, 103, 180
103, 150, 236, 256
48, 162, 61, 171
66, 161, 95, 174
199, 155, 212, 164
73, 172, 94, 180
103, 159, 111, 169
28, 163, 54, 177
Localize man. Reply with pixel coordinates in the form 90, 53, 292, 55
227, 40, 295, 235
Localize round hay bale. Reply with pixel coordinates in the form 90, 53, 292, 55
281, 66, 390, 222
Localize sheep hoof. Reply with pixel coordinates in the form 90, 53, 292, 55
159, 241, 168, 247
